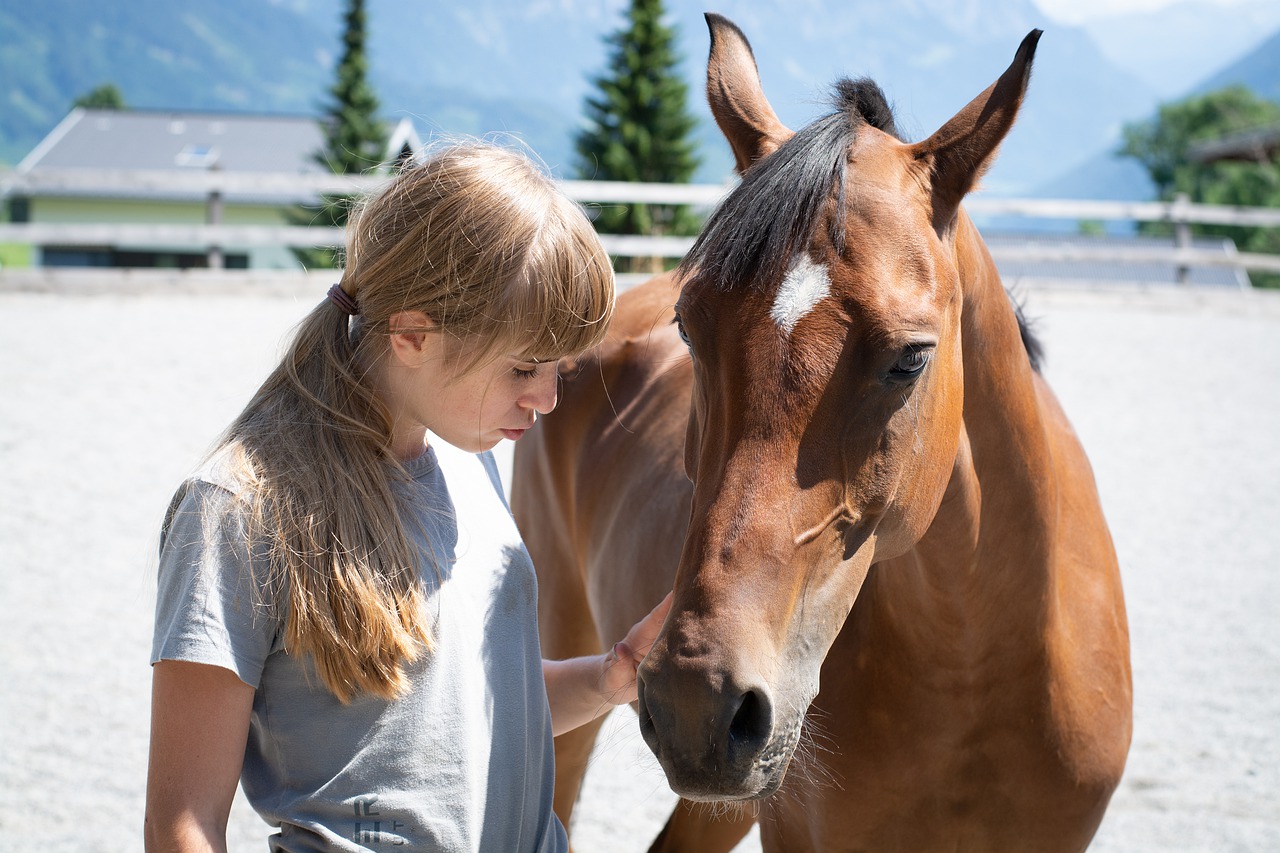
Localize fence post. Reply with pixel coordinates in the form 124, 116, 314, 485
1172, 192, 1191, 284
206, 162, 224, 271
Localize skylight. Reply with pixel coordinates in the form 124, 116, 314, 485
175, 144, 220, 167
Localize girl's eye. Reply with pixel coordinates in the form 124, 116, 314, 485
512, 364, 541, 380
888, 346, 932, 381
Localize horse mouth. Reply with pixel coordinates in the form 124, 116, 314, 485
647, 716, 801, 803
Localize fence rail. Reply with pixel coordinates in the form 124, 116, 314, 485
2, 223, 1277, 276
2, 169, 1279, 280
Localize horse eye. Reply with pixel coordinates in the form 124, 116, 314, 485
675, 315, 692, 347
889, 346, 931, 380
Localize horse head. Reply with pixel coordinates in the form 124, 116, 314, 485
635, 14, 1042, 801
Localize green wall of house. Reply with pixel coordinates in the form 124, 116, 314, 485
26, 196, 305, 268
31, 196, 287, 225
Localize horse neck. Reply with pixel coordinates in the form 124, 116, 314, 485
876, 211, 1059, 651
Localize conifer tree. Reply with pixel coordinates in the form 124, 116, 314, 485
72, 84, 126, 110
576, 0, 700, 273
294, 0, 387, 268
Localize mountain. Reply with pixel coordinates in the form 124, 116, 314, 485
361, 0, 1162, 194
1079, 0, 1280, 99
1196, 26, 1280, 101
1033, 149, 1155, 201
0, 0, 332, 163
1029, 10, 1280, 202
0, 0, 1184, 195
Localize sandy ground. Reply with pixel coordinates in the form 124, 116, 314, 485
1, 283, 1277, 852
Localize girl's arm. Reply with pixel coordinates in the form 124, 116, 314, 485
145, 660, 255, 853
543, 593, 672, 736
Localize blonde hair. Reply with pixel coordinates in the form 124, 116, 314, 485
218, 142, 614, 702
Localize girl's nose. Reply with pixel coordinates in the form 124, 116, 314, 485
528, 369, 558, 414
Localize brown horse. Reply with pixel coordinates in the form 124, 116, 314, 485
513, 14, 1132, 852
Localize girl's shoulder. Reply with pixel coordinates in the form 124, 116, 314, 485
193, 442, 254, 494
161, 444, 257, 541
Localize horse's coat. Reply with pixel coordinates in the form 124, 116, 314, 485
514, 15, 1132, 853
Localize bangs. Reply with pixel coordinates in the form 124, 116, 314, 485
357, 142, 616, 375
491, 200, 616, 365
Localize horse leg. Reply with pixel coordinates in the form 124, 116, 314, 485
534, 564, 604, 840
648, 800, 756, 853
551, 714, 609, 849
515, 499, 607, 841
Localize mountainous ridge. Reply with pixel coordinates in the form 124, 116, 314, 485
3, 0, 1277, 198
1082, 0, 1280, 98
1198, 27, 1280, 102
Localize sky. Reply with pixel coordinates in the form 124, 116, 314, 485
1033, 0, 1251, 25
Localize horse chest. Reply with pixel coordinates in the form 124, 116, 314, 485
774, 609, 1114, 851
766, 694, 1106, 852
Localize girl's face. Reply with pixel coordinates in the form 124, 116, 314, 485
419, 349, 559, 454
382, 313, 560, 458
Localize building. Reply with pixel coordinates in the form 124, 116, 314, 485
4, 108, 421, 269
1187, 123, 1280, 165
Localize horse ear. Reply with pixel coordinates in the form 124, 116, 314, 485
910, 29, 1042, 234
705, 13, 792, 174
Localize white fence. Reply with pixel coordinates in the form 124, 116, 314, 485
2, 169, 1280, 283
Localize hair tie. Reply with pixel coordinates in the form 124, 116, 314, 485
327, 283, 360, 316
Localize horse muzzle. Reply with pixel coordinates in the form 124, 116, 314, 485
635, 653, 803, 801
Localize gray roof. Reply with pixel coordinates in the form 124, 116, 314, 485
20, 108, 328, 174
1187, 123, 1280, 164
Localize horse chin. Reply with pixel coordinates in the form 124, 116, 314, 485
677, 774, 786, 804
662, 762, 788, 804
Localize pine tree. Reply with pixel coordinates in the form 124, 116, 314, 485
294, 0, 387, 269
72, 84, 126, 110
576, 0, 700, 273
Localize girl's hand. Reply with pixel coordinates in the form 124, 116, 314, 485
600, 591, 673, 704
543, 592, 673, 735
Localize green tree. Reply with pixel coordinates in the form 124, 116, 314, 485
576, 0, 700, 273
1120, 86, 1280, 287
72, 84, 125, 110
293, 0, 387, 269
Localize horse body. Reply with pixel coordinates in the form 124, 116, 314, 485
754, 210, 1131, 852
513, 16, 1130, 852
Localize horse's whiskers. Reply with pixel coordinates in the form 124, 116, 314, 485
691, 797, 762, 823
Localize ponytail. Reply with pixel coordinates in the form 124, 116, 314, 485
222, 297, 431, 702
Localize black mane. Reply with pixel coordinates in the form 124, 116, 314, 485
679, 78, 899, 294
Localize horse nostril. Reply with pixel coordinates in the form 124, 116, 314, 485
727, 688, 772, 757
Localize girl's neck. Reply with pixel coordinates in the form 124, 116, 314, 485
391, 427, 430, 462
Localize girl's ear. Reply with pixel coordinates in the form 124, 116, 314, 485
387, 310, 437, 366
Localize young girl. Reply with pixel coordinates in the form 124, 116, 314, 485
145, 142, 669, 852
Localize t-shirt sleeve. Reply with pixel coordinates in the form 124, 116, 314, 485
151, 479, 282, 688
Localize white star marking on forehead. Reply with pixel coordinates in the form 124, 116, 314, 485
771, 254, 831, 335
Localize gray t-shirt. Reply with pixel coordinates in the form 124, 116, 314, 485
152, 440, 567, 853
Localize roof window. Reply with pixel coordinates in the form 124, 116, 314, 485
175, 144, 220, 167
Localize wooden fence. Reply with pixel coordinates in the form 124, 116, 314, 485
3, 169, 1280, 284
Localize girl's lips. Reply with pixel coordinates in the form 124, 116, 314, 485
501, 428, 528, 441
